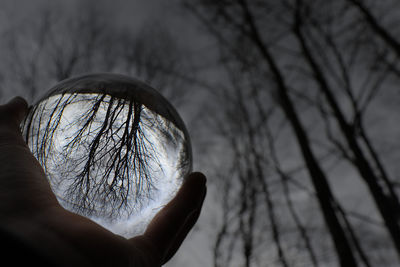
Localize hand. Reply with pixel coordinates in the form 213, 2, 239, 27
0, 97, 207, 267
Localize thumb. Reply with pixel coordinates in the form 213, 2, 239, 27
0, 97, 29, 126
0, 97, 29, 146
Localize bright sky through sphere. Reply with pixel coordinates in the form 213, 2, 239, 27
25, 93, 189, 238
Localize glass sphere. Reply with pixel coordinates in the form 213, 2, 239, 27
22, 73, 192, 238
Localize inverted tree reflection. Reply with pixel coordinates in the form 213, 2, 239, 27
23, 92, 189, 229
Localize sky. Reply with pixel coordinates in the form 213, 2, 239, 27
0, 1, 216, 266
2, 0, 397, 266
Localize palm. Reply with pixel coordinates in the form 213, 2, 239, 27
0, 97, 206, 267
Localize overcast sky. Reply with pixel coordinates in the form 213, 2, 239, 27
0, 1, 215, 266
3, 0, 400, 266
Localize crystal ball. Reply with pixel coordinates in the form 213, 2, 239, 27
22, 73, 192, 238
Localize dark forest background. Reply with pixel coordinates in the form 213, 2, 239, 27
1, 0, 400, 266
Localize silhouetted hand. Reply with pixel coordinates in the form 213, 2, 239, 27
0, 97, 206, 267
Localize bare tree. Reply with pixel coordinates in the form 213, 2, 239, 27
0, 2, 189, 108
0, 7, 53, 101
182, 0, 400, 266
291, 0, 400, 258
346, 0, 400, 57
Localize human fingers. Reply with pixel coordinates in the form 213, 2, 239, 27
162, 186, 206, 263
130, 172, 206, 264
0, 96, 29, 126
0, 97, 29, 146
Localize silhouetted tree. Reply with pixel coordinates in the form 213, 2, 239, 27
292, 0, 400, 257
0, 2, 189, 108
183, 0, 400, 266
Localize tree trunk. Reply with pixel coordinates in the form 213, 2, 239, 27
236, 1, 359, 265
293, 17, 400, 257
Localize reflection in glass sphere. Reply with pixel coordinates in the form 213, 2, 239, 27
22, 73, 192, 238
